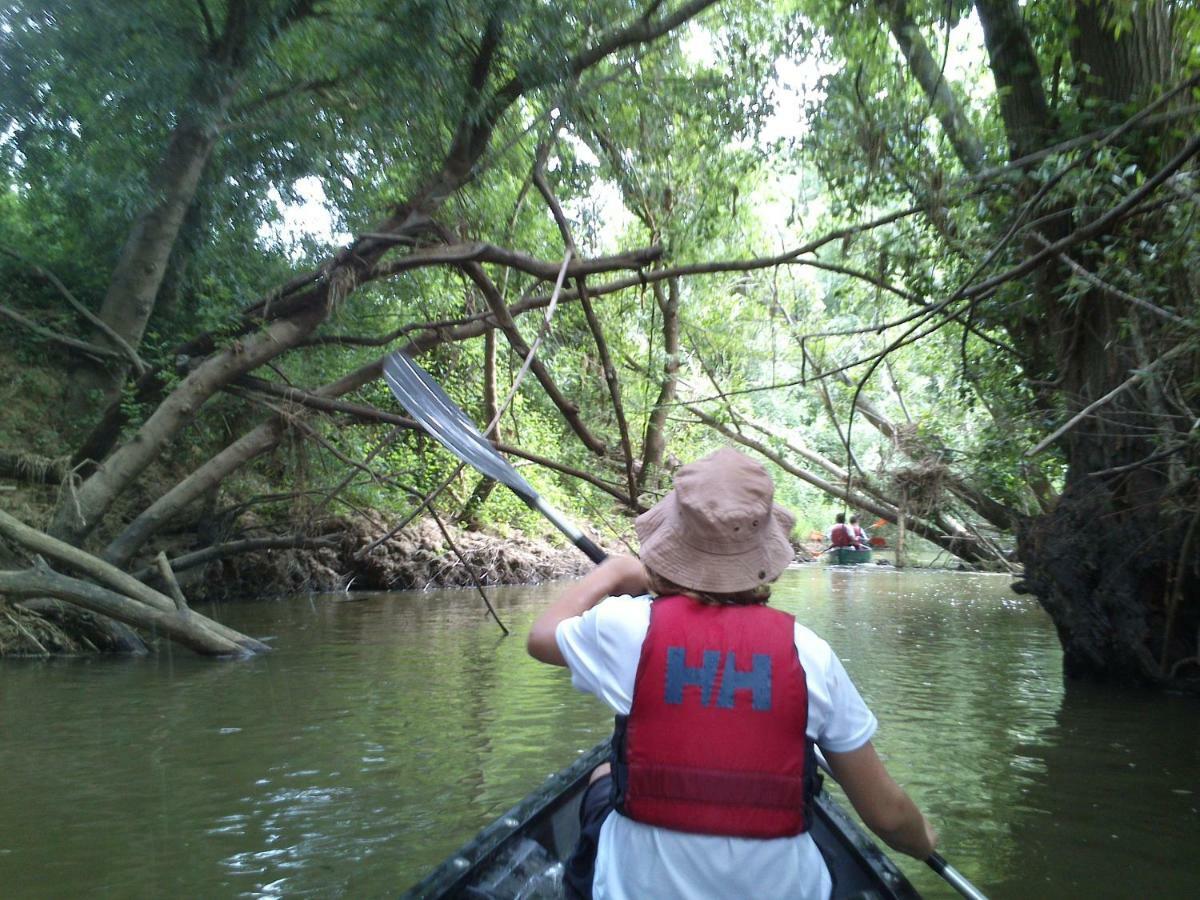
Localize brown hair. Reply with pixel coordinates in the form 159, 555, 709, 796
645, 565, 772, 607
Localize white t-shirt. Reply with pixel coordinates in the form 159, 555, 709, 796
556, 594, 878, 900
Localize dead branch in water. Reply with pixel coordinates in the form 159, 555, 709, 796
0, 509, 268, 656
0, 559, 242, 656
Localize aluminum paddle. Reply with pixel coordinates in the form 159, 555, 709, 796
382, 351, 607, 564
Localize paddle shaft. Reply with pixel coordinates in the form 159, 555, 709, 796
927, 852, 989, 900
526, 494, 607, 564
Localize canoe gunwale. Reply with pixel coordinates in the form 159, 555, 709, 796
403, 743, 609, 899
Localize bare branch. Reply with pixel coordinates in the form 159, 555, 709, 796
155, 551, 189, 611
1034, 234, 1197, 331
229, 375, 640, 507
533, 148, 639, 502
131, 536, 339, 580
491, 1, 721, 113
455, 250, 609, 455
0, 246, 147, 374
1026, 342, 1196, 458
369, 240, 662, 282
0, 304, 121, 362
425, 503, 508, 634
230, 75, 341, 119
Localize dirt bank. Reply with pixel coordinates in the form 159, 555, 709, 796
185, 514, 600, 603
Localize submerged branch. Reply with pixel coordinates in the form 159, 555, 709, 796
0, 561, 241, 656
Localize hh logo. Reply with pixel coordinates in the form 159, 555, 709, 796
664, 647, 773, 711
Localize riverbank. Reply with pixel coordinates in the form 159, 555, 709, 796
0, 513, 599, 655
187, 514, 598, 603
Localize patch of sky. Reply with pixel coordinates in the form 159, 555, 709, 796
259, 175, 351, 259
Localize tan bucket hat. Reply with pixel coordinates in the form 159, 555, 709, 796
635, 447, 796, 593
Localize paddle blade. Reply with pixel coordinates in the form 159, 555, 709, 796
383, 352, 536, 503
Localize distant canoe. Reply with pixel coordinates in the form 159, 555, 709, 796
827, 547, 873, 565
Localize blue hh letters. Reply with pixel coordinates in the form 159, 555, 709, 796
664, 647, 772, 711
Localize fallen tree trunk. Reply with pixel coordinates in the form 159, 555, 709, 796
0, 509, 268, 655
0, 562, 242, 657
688, 405, 1004, 566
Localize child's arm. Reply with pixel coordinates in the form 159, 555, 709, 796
824, 741, 938, 859
527, 555, 648, 666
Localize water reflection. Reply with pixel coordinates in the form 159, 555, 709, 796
0, 570, 1197, 898
991, 684, 1200, 899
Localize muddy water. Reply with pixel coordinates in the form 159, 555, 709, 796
1, 567, 1197, 898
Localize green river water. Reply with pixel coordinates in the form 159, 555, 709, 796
2, 565, 1198, 898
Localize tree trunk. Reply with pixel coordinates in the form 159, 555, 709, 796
638, 277, 681, 496
464, 260, 608, 455
50, 302, 330, 544
0, 510, 266, 655
974, 0, 1053, 159
1014, 474, 1197, 687
103, 420, 287, 568
66, 119, 221, 416
1, 566, 243, 656
876, 0, 985, 171
1005, 1, 1200, 690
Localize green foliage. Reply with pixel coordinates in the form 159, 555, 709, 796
5, 0, 1195, 568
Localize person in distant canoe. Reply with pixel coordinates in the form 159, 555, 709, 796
528, 447, 937, 900
827, 512, 868, 551
849, 515, 870, 548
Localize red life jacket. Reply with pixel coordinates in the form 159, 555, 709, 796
830, 524, 855, 547
612, 595, 816, 838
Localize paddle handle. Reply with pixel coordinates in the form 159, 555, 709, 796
927, 852, 989, 900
